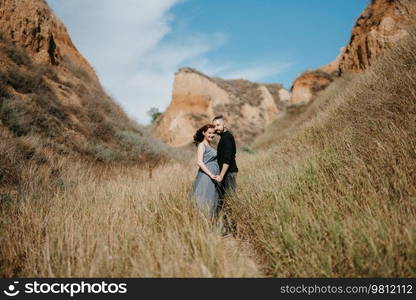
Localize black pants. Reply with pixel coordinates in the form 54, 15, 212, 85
218, 172, 237, 198
217, 172, 237, 234
217, 172, 237, 211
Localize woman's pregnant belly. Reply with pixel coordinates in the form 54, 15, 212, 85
205, 161, 219, 175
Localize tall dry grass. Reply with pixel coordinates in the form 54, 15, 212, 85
1, 23, 416, 280
0, 156, 261, 277
227, 28, 416, 276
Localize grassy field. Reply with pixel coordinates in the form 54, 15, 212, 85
1, 28, 415, 278
0, 158, 261, 277
228, 28, 416, 276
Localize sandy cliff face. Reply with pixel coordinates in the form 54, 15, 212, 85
339, 0, 416, 73
289, 47, 343, 105
0, 0, 156, 165
290, 0, 416, 105
155, 68, 289, 146
0, 0, 97, 80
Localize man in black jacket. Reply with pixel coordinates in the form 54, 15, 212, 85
212, 115, 238, 201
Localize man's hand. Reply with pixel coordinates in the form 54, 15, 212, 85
215, 175, 224, 182
217, 164, 229, 183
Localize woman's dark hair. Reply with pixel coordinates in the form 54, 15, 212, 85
193, 124, 215, 146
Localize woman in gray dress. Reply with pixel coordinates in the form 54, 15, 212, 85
192, 124, 220, 218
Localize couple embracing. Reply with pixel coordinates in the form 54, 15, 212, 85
192, 115, 238, 218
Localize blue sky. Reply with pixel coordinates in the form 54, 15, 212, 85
47, 0, 368, 124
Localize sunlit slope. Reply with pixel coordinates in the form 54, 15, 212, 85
229, 29, 416, 276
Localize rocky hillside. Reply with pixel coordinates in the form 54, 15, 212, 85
339, 0, 416, 72
289, 0, 416, 105
0, 0, 165, 159
0, 0, 98, 79
289, 49, 343, 105
0, 0, 167, 198
155, 67, 289, 146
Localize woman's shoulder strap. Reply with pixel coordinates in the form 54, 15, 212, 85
198, 142, 205, 150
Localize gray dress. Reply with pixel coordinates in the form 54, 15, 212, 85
192, 143, 220, 217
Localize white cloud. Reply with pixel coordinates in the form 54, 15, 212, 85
47, 1, 291, 124
47, 0, 227, 124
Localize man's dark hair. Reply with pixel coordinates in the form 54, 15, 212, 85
212, 115, 224, 122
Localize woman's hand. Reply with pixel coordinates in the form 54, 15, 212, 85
215, 175, 224, 182
210, 174, 218, 180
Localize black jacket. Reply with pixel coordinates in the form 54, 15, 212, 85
217, 130, 238, 173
